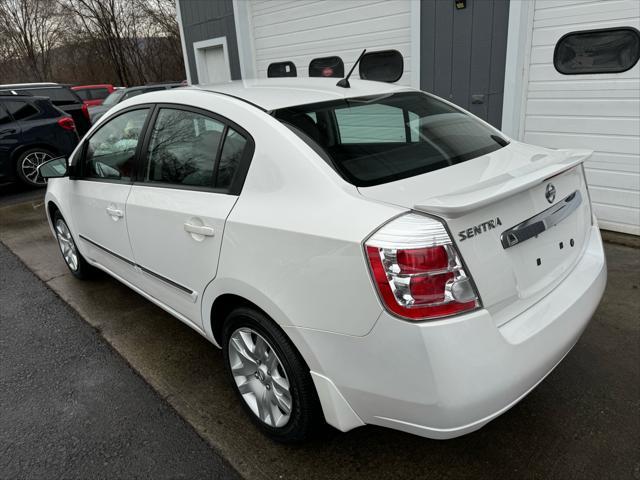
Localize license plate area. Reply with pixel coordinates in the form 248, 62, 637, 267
506, 194, 589, 299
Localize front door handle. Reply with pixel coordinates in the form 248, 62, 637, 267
184, 222, 215, 237
0, 128, 17, 135
106, 206, 124, 218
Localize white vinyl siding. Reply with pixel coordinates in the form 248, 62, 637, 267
521, 0, 640, 235
249, 0, 413, 86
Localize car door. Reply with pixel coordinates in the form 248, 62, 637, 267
70, 107, 151, 282
125, 105, 253, 327
0, 102, 21, 174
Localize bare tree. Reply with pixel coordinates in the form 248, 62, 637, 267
0, 0, 65, 81
59, 0, 140, 85
0, 0, 185, 85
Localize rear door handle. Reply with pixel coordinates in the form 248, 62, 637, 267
184, 222, 215, 237
106, 206, 124, 218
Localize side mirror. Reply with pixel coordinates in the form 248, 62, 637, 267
38, 157, 68, 179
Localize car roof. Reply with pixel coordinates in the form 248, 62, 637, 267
0, 82, 60, 89
0, 94, 47, 100
126, 83, 180, 92
72, 84, 113, 90
187, 78, 414, 111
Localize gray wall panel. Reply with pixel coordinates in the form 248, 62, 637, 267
420, 0, 510, 128
179, 0, 241, 84
420, 0, 437, 93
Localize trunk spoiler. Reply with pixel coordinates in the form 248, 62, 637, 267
414, 149, 593, 218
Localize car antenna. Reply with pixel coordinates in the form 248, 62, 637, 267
336, 49, 366, 88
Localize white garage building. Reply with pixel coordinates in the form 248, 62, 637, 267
176, 0, 640, 235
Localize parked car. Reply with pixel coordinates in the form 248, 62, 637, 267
71, 84, 116, 107
88, 83, 182, 122
41, 78, 606, 443
0, 83, 91, 136
0, 95, 78, 187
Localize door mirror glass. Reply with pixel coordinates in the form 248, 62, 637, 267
39, 157, 68, 179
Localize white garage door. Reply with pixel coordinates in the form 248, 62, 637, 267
521, 0, 640, 235
249, 0, 413, 86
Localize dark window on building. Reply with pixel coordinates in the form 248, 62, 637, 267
309, 56, 344, 78
4, 100, 39, 120
145, 108, 224, 188
554, 27, 640, 74
268, 61, 297, 77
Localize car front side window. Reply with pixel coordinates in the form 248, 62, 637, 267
82, 108, 149, 181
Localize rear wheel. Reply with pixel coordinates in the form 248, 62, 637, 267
53, 211, 96, 280
15, 148, 54, 187
222, 306, 322, 443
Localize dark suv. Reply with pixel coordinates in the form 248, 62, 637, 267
0, 83, 91, 136
0, 95, 79, 187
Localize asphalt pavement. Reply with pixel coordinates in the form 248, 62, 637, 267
0, 242, 239, 479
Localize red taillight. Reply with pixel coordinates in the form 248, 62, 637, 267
365, 214, 479, 321
57, 116, 76, 131
81, 103, 90, 120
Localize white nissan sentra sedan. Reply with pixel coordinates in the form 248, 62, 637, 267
41, 78, 607, 443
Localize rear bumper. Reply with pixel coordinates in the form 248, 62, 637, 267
291, 225, 606, 438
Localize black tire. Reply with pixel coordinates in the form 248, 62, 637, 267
15, 148, 55, 188
52, 210, 97, 280
222, 306, 322, 443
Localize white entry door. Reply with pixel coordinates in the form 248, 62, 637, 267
194, 37, 231, 84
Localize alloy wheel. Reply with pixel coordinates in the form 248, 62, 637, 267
55, 219, 79, 271
228, 327, 293, 428
21, 151, 52, 186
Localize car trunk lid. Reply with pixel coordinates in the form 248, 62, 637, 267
358, 142, 594, 326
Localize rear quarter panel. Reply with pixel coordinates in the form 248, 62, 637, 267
178, 90, 406, 339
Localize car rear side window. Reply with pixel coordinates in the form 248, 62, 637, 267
19, 87, 78, 104
144, 108, 224, 188
83, 108, 149, 182
216, 128, 247, 189
4, 100, 39, 120
274, 92, 508, 187
91, 88, 110, 99
75, 90, 90, 100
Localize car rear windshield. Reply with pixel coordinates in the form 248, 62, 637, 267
273, 92, 508, 187
102, 90, 124, 107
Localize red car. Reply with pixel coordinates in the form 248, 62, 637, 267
71, 84, 116, 107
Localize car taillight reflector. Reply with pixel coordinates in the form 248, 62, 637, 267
57, 116, 76, 131
365, 213, 479, 321
81, 103, 90, 120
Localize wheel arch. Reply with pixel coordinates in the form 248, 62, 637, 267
202, 279, 322, 369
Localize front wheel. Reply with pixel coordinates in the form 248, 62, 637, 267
53, 211, 96, 280
222, 306, 322, 443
